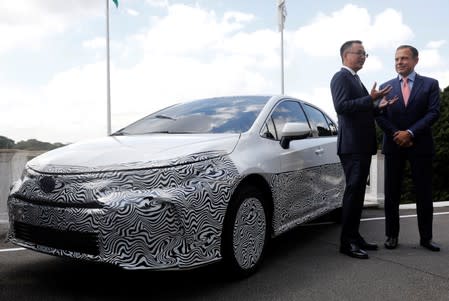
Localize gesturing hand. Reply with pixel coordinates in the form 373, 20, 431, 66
370, 83, 393, 101
378, 95, 399, 109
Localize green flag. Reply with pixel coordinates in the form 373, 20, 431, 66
112, 0, 118, 8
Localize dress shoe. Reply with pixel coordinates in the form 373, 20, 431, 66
420, 240, 440, 252
384, 237, 398, 249
340, 243, 369, 259
359, 239, 378, 251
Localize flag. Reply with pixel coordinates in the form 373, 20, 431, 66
277, 0, 287, 32
112, 0, 118, 8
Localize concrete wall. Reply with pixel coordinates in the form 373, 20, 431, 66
0, 150, 43, 222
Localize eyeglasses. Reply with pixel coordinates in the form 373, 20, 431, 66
348, 51, 369, 58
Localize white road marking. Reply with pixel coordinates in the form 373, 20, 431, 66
302, 211, 449, 226
0, 247, 26, 253
361, 211, 449, 222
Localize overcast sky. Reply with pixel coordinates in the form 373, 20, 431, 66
1, 0, 448, 143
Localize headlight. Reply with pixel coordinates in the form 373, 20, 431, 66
9, 167, 29, 193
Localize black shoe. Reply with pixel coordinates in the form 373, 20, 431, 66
384, 237, 398, 249
359, 239, 378, 251
420, 240, 440, 252
340, 243, 369, 259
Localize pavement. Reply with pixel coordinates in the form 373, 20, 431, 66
1, 203, 449, 300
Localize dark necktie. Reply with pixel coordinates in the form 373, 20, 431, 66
354, 74, 363, 88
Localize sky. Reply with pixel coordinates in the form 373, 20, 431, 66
1, 0, 449, 144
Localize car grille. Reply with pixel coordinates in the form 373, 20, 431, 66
14, 195, 104, 209
13, 221, 99, 256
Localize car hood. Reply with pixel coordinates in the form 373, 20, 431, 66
28, 134, 240, 174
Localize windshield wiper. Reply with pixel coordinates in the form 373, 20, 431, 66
141, 131, 197, 134
154, 114, 176, 120
111, 132, 126, 136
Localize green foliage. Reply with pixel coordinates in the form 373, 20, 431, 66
0, 135, 15, 149
432, 85, 449, 202
0, 136, 65, 151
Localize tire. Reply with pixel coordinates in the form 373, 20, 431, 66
222, 185, 269, 278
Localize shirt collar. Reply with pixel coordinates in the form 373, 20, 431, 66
398, 71, 416, 82
342, 66, 357, 76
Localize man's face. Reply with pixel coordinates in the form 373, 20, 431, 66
395, 47, 418, 77
343, 43, 366, 72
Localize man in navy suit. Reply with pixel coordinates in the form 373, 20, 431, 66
376, 45, 441, 251
331, 40, 397, 259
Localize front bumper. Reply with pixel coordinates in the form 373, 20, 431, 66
8, 190, 221, 270
7, 154, 240, 270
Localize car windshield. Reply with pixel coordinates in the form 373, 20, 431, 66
113, 96, 270, 135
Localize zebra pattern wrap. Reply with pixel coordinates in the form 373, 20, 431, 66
9, 152, 241, 270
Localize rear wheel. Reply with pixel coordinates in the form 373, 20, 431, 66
222, 185, 269, 277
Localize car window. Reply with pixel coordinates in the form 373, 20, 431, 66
260, 100, 308, 141
325, 114, 338, 135
302, 104, 333, 137
114, 96, 270, 135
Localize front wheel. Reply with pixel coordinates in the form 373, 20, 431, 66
222, 185, 269, 278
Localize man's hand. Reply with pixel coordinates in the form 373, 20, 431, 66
370, 83, 393, 101
393, 130, 413, 148
379, 95, 399, 109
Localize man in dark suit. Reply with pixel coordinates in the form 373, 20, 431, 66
376, 45, 441, 251
331, 40, 397, 259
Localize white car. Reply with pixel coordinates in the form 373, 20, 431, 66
8, 95, 344, 276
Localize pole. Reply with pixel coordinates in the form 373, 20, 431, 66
280, 28, 284, 94
277, 0, 286, 95
106, 0, 112, 135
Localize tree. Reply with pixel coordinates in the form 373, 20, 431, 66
0, 135, 66, 151
432, 85, 449, 201
0, 135, 15, 149
14, 139, 62, 151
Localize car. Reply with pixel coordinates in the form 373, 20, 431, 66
7, 95, 344, 276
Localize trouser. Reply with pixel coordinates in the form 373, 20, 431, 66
384, 153, 434, 240
339, 153, 372, 245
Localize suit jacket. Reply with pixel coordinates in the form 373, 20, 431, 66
376, 74, 440, 155
330, 68, 378, 155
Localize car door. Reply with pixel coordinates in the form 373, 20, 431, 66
260, 99, 343, 235
293, 103, 342, 216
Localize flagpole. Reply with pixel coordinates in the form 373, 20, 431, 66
106, 0, 112, 135
280, 28, 284, 94
277, 0, 286, 95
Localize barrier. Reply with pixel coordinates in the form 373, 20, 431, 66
0, 150, 43, 222
365, 151, 385, 208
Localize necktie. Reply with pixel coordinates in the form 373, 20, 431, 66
402, 77, 410, 106
354, 74, 363, 88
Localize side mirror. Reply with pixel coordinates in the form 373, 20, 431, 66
279, 122, 311, 149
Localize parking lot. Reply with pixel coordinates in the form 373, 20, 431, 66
1, 204, 449, 300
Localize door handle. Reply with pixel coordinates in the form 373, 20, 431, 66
315, 147, 324, 155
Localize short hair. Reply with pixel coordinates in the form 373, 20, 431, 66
396, 45, 419, 58
340, 40, 362, 61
